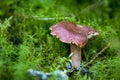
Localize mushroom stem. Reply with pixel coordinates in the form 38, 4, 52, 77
70, 44, 81, 70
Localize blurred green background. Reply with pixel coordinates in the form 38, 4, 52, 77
0, 0, 120, 80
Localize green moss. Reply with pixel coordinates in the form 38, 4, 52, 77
0, 0, 120, 80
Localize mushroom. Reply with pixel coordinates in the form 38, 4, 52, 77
49, 21, 99, 70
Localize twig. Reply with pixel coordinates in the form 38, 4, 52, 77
11, 13, 70, 20
32, 16, 69, 20
84, 43, 110, 67
80, 0, 104, 14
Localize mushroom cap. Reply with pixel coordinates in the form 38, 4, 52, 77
77, 25, 99, 39
49, 21, 99, 48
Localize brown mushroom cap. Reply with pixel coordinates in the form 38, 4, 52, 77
77, 25, 99, 39
49, 21, 99, 48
